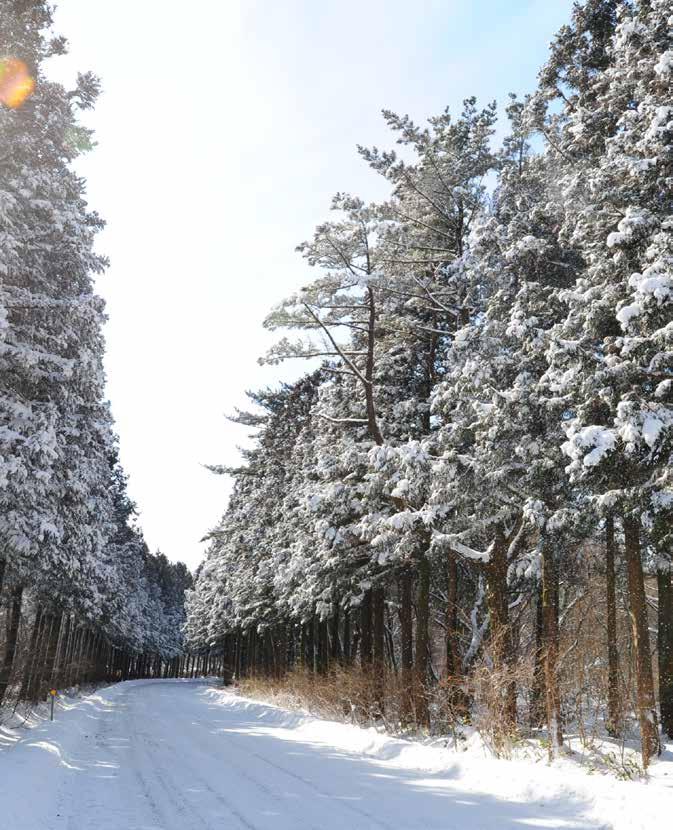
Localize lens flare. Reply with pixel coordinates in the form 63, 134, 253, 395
0, 58, 35, 109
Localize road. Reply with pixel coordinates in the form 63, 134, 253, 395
0, 679, 613, 829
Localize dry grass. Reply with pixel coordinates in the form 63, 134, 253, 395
239, 661, 522, 752
240, 667, 439, 735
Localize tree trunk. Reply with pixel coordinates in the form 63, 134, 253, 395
330, 605, 341, 663
530, 579, 545, 728
541, 538, 563, 756
605, 516, 622, 736
20, 606, 43, 700
372, 585, 385, 715
399, 571, 413, 726
66, 625, 82, 687
277, 623, 288, 678
445, 557, 460, 678
62, 616, 78, 687
305, 619, 315, 674
249, 629, 257, 677
623, 516, 660, 765
0, 585, 23, 705
299, 623, 307, 670
239, 628, 245, 678
76, 627, 89, 685
485, 525, 516, 727
657, 567, 673, 739
360, 589, 373, 669
385, 620, 397, 675
85, 630, 97, 683
342, 609, 351, 666
316, 620, 329, 675
414, 553, 430, 728
27, 610, 51, 701
55, 613, 72, 690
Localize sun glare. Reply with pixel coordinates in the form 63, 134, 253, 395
0, 58, 35, 108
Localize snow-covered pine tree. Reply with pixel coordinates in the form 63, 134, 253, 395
357, 99, 499, 722
1, 1, 190, 704
537, 0, 673, 763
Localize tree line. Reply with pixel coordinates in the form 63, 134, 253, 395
186, 0, 673, 768
0, 1, 190, 711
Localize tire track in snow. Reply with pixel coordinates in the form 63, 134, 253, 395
221, 731, 396, 830
139, 688, 323, 830
128, 687, 262, 830
182, 738, 322, 830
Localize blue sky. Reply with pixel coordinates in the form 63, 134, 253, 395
50, 0, 575, 569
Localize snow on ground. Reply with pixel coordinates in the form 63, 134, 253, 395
0, 679, 670, 830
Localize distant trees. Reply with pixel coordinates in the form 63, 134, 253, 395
0, 0, 189, 709
187, 0, 673, 768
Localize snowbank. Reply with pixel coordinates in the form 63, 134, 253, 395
205, 687, 673, 830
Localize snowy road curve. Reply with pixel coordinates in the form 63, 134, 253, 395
0, 679, 652, 829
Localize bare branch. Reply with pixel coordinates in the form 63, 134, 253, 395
302, 302, 370, 387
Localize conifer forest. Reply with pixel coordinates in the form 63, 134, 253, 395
0, 2, 192, 711
2, 1, 673, 828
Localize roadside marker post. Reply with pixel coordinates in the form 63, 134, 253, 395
49, 689, 57, 721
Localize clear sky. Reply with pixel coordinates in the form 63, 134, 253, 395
48, 0, 575, 570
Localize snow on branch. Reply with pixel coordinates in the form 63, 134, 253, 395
432, 531, 494, 563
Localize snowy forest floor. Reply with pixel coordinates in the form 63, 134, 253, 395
0, 679, 671, 830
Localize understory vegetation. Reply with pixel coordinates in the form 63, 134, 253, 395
186, 0, 673, 768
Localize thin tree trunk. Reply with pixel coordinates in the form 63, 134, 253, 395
316, 620, 328, 675
605, 516, 622, 736
85, 630, 98, 683
399, 571, 413, 726
299, 623, 307, 670
235, 628, 243, 679
66, 625, 82, 687
33, 613, 56, 700
372, 585, 385, 715
330, 606, 341, 663
305, 619, 314, 674
75, 627, 88, 686
0, 585, 23, 705
360, 590, 373, 669
384, 622, 397, 674
485, 525, 516, 727
20, 606, 44, 700
623, 516, 660, 765
342, 609, 351, 666
541, 538, 563, 756
657, 567, 673, 740
54, 613, 71, 690
414, 553, 430, 728
445, 557, 459, 677
249, 629, 257, 677
530, 578, 545, 729
62, 616, 77, 688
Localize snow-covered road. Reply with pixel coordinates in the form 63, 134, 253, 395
1, 679, 669, 829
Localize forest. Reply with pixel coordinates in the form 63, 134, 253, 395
185, 0, 673, 770
0, 2, 190, 713
1, 0, 672, 794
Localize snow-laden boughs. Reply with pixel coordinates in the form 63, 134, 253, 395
534, 0, 673, 761
0, 2, 190, 708
188, 0, 673, 763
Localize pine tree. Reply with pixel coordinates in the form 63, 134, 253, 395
537, 0, 673, 764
